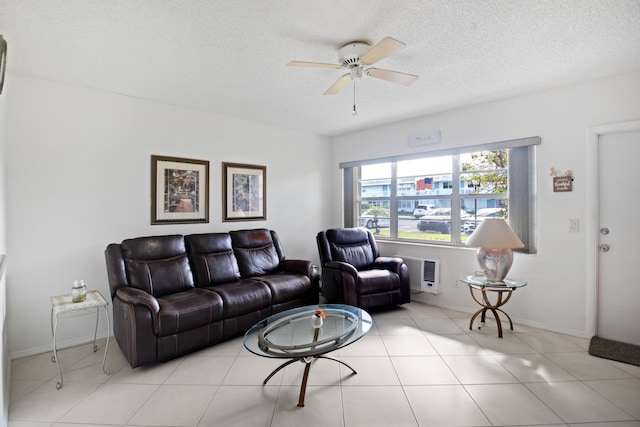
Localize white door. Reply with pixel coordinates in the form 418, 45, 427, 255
597, 130, 640, 346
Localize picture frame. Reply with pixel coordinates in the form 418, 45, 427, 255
222, 162, 266, 221
151, 155, 209, 224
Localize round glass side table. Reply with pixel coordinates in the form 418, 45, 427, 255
459, 275, 527, 338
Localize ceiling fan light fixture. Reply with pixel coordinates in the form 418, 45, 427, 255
349, 66, 363, 80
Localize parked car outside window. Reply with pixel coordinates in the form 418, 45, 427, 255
461, 208, 505, 234
412, 204, 435, 218
360, 209, 390, 229
416, 208, 469, 234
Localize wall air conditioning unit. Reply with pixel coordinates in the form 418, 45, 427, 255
397, 256, 441, 295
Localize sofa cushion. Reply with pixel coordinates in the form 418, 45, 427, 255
205, 279, 271, 318
185, 233, 241, 286
325, 228, 375, 269
257, 273, 311, 305
230, 229, 280, 277
121, 235, 194, 298
157, 288, 224, 337
357, 269, 400, 295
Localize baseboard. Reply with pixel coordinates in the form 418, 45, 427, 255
589, 336, 640, 366
10, 331, 112, 360
409, 294, 589, 338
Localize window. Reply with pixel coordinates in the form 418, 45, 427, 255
342, 137, 538, 253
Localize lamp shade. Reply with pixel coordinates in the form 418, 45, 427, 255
466, 218, 524, 249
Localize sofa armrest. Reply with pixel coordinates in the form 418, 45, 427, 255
280, 259, 321, 304
324, 261, 359, 276
116, 287, 160, 312
280, 259, 314, 277
322, 261, 360, 306
116, 287, 160, 315
115, 287, 160, 332
372, 256, 405, 274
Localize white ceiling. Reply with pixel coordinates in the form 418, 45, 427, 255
1, 0, 640, 136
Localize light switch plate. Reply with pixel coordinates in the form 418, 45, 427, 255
569, 219, 579, 233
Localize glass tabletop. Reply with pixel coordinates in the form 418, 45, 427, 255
459, 274, 527, 290
243, 304, 372, 359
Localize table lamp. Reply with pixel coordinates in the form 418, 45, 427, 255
466, 218, 524, 282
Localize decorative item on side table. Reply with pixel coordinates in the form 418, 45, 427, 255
465, 218, 524, 282
71, 279, 87, 303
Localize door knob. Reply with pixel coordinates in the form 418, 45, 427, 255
599, 244, 610, 253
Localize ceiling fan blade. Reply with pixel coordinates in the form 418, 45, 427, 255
360, 37, 406, 65
323, 74, 351, 95
287, 60, 342, 69
367, 68, 418, 86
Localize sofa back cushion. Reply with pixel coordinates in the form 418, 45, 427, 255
185, 233, 241, 286
120, 235, 194, 298
323, 228, 376, 269
230, 229, 280, 277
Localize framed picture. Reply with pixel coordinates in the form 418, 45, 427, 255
151, 155, 209, 224
222, 162, 266, 221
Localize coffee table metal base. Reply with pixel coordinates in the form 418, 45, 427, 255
244, 304, 372, 407
263, 355, 357, 407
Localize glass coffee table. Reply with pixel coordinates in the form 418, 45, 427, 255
243, 304, 372, 407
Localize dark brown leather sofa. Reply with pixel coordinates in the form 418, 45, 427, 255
316, 227, 410, 311
105, 229, 319, 368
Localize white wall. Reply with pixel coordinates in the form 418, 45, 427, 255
330, 71, 640, 337
5, 74, 331, 358
5, 71, 639, 358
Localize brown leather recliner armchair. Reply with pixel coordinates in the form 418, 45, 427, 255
316, 228, 410, 311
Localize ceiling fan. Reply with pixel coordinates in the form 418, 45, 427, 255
287, 37, 418, 96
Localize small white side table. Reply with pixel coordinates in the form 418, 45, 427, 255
50, 290, 111, 389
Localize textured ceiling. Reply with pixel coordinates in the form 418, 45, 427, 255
1, 0, 639, 136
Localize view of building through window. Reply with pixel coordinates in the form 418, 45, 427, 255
357, 150, 509, 244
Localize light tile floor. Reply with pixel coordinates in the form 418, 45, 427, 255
8, 301, 640, 427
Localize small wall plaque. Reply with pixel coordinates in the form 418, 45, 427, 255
408, 131, 441, 147
553, 176, 573, 192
